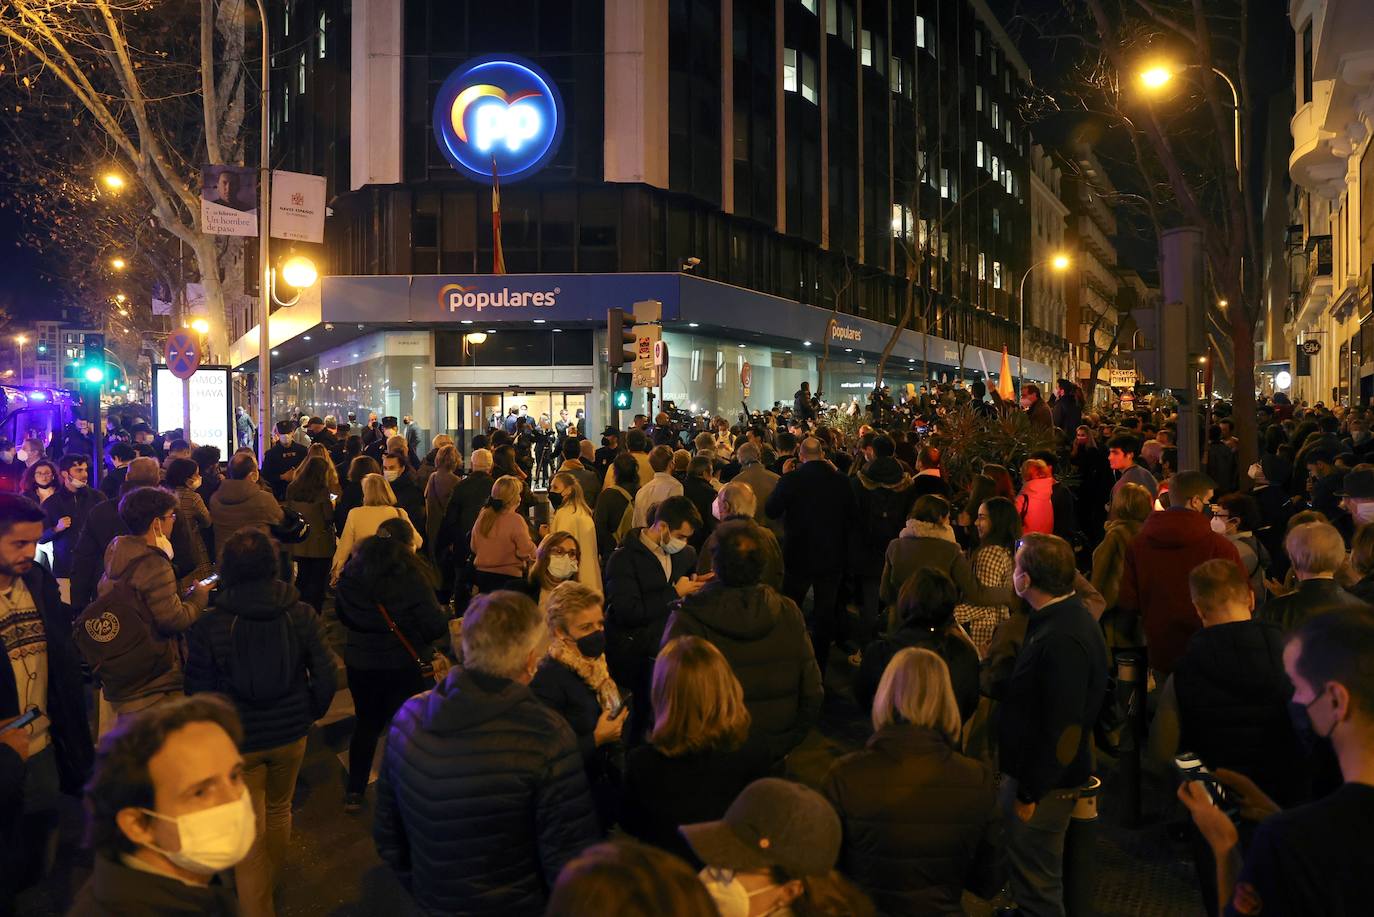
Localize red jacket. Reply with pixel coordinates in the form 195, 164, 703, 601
1117, 509, 1244, 674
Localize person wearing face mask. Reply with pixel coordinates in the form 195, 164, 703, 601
1118, 471, 1245, 676
1179, 608, 1374, 917
682, 777, 874, 917
524, 532, 584, 604
128, 424, 159, 460
1209, 494, 1271, 603
549, 472, 602, 593
604, 496, 703, 745
208, 453, 284, 564
531, 581, 625, 828
381, 451, 426, 535
21, 458, 60, 506
94, 488, 212, 735
1259, 522, 1370, 635
696, 482, 783, 592
69, 457, 163, 609
39, 454, 106, 603
374, 590, 598, 915
260, 421, 307, 502
70, 695, 250, 915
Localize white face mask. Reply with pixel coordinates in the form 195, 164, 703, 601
699, 868, 780, 917
1247, 463, 1264, 481
1353, 502, 1374, 524
141, 788, 256, 876
156, 533, 175, 561
15, 449, 29, 463
383, 469, 401, 482
548, 555, 579, 581
663, 535, 688, 555
1209, 516, 1229, 534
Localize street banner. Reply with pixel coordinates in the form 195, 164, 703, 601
1110, 368, 1137, 388
270, 169, 327, 243
201, 165, 258, 236
632, 324, 661, 388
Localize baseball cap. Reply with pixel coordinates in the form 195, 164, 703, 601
679, 778, 841, 877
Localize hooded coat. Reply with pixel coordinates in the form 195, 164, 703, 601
850, 457, 917, 578
662, 582, 823, 760
373, 667, 599, 916
1117, 509, 1244, 673
184, 579, 337, 753
879, 521, 1012, 609
208, 477, 284, 562
1016, 477, 1055, 535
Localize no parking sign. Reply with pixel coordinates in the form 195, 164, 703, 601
164, 331, 201, 380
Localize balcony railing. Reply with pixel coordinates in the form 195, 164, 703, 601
1300, 236, 1334, 306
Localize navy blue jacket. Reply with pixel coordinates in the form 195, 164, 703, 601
995, 594, 1108, 801
374, 667, 599, 916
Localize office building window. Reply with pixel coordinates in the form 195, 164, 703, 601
799, 0, 816, 13
1301, 19, 1313, 104
317, 11, 327, 58
993, 208, 1000, 233
916, 16, 926, 49
976, 86, 983, 111
840, 0, 855, 47
298, 53, 306, 93
861, 29, 872, 67
993, 261, 1002, 289
940, 167, 949, 199
784, 48, 798, 92
801, 52, 817, 103
979, 253, 986, 280
990, 48, 998, 75
991, 102, 1000, 129
975, 29, 982, 56
891, 203, 912, 238
826, 0, 837, 35
890, 58, 902, 94
977, 141, 984, 168
991, 156, 1000, 180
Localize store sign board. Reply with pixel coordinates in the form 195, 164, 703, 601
153, 366, 233, 461
410, 273, 681, 323
1110, 369, 1137, 388
432, 56, 564, 183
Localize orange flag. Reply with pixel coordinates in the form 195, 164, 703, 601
491, 156, 506, 275
997, 346, 1015, 401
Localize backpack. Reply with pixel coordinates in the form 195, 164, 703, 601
605, 485, 635, 545
861, 484, 911, 551
225, 612, 299, 703
72, 554, 176, 702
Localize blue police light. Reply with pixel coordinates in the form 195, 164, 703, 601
432, 56, 564, 183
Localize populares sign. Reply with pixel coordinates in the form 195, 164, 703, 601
432, 56, 564, 183
438, 282, 561, 313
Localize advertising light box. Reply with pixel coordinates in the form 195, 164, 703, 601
153, 366, 234, 461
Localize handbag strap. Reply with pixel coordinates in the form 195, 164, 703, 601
376, 601, 425, 666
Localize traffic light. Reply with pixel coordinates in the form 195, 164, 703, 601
82, 333, 106, 384
607, 308, 637, 372
612, 373, 633, 411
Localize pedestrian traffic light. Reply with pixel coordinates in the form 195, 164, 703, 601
607, 308, 637, 372
82, 333, 106, 384
612, 373, 633, 411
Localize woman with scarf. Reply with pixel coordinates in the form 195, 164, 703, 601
531, 580, 626, 829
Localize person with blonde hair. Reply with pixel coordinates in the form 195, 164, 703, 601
549, 471, 601, 592
526, 531, 585, 605
824, 648, 1000, 912
621, 636, 769, 864
470, 474, 538, 592
331, 472, 421, 580
532, 581, 625, 828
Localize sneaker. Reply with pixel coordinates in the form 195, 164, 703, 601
343, 792, 365, 813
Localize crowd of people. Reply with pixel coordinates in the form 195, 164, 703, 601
1, 380, 1372, 916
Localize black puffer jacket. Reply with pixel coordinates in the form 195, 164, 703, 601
662, 582, 823, 760
334, 563, 449, 671
1173, 619, 1308, 806
603, 528, 697, 667
823, 725, 1002, 916
184, 580, 337, 753
373, 667, 599, 916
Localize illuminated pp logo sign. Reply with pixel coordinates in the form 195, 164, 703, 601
433, 56, 564, 183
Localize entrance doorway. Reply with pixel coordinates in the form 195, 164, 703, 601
439, 389, 589, 483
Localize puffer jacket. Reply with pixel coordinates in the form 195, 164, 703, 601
334, 562, 449, 672
823, 725, 1002, 916
1172, 619, 1308, 807
373, 667, 599, 916
208, 477, 284, 562
97, 536, 208, 698
850, 458, 917, 577
662, 582, 823, 760
183, 579, 337, 753
1016, 477, 1055, 535
880, 521, 1013, 608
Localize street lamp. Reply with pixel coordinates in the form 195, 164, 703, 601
280, 256, 319, 290
114, 293, 127, 305
190, 318, 211, 336
110, 257, 127, 271
14, 334, 27, 383
1138, 61, 1242, 188
1017, 254, 1071, 394
101, 172, 126, 192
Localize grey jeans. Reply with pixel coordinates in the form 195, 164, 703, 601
999, 777, 1080, 917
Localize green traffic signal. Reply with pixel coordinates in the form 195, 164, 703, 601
613, 388, 632, 410
83, 365, 105, 384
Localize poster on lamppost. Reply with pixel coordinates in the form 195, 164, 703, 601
200, 165, 259, 237
270, 169, 327, 243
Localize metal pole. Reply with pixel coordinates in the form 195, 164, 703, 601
253, 0, 271, 465
1210, 67, 1242, 191
1017, 258, 1048, 395
16, 341, 23, 384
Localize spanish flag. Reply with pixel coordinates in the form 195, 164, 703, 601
491, 156, 506, 275
997, 346, 1015, 401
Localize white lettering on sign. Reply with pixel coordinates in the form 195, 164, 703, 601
439, 284, 560, 312
473, 100, 543, 153
830, 324, 863, 342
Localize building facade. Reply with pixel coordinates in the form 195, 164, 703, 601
1285, 0, 1374, 407
230, 0, 1054, 446
1027, 143, 1069, 381
1060, 142, 1121, 394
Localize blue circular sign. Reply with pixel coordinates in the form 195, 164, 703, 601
432, 55, 564, 183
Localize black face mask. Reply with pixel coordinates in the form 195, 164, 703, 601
548, 491, 565, 510
1287, 690, 1333, 751
575, 630, 606, 659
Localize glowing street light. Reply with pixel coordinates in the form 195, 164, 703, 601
1138, 65, 1174, 91
110, 257, 127, 271
190, 318, 211, 335
1051, 253, 1071, 272
1017, 253, 1072, 393
279, 255, 319, 290
114, 293, 127, 305
101, 172, 126, 192
1137, 61, 1242, 189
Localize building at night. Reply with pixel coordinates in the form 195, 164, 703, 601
230, 0, 1053, 449
1060, 142, 1122, 393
